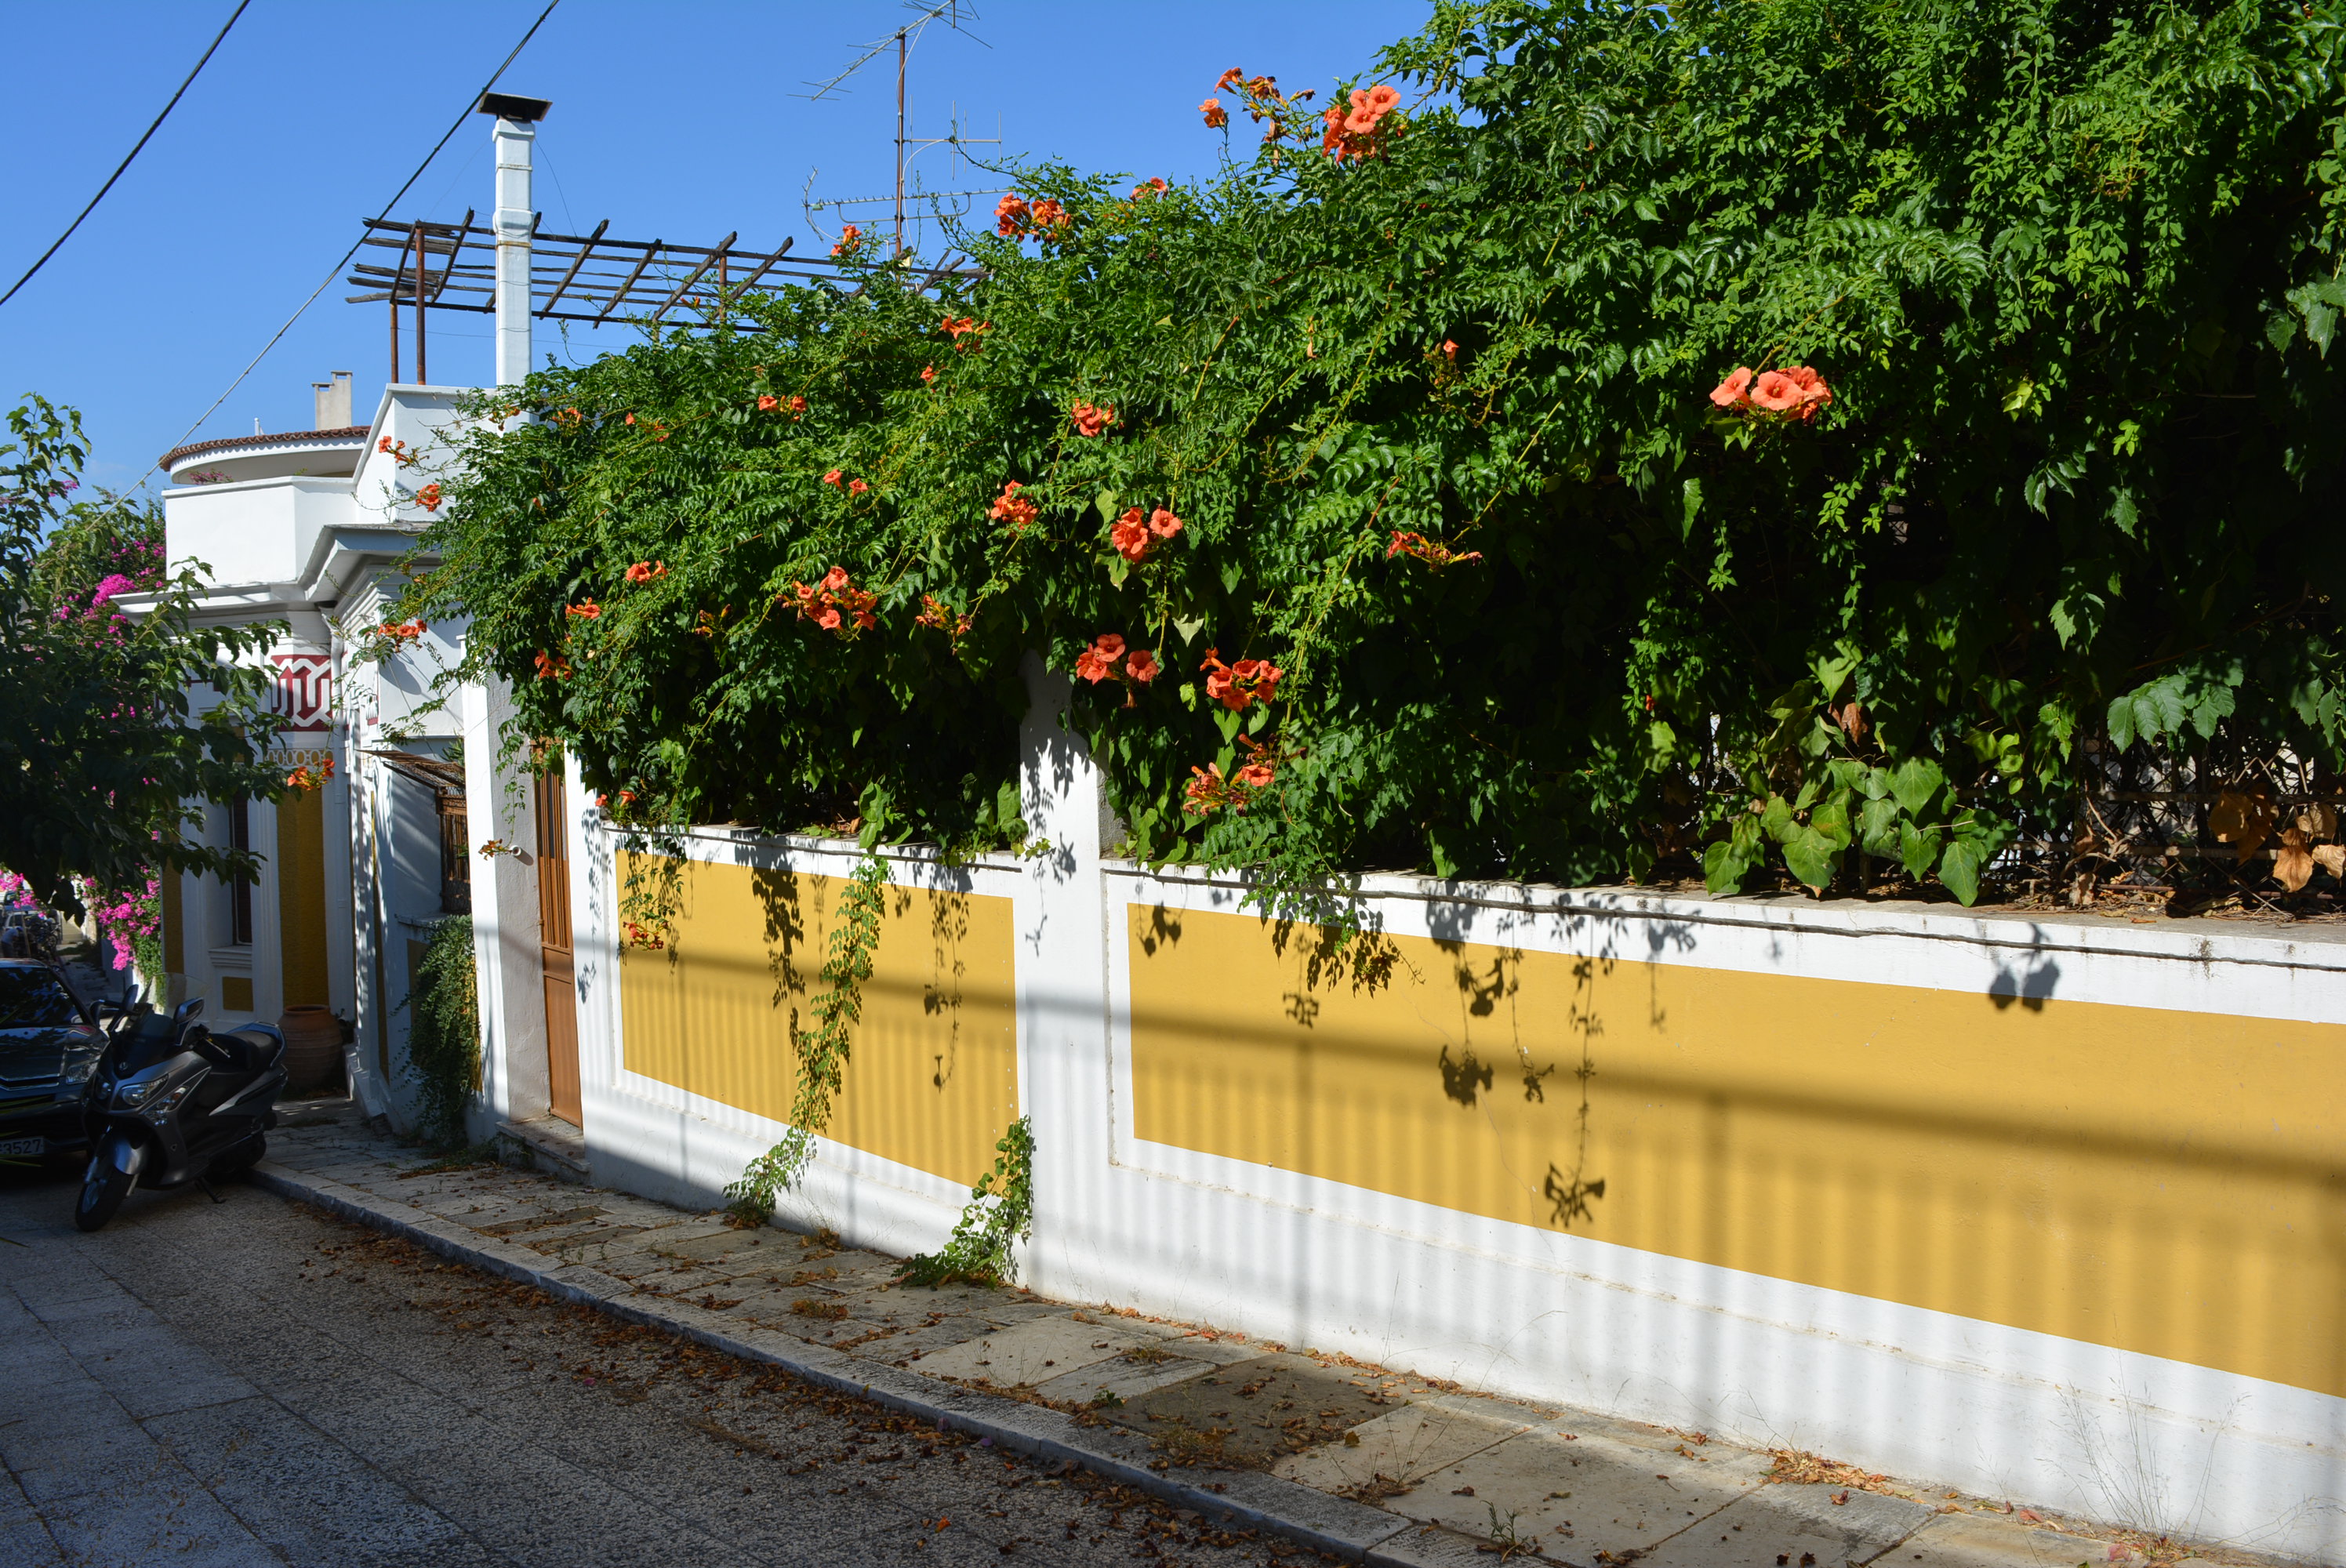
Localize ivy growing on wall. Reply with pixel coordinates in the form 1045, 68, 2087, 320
404, 0, 2346, 913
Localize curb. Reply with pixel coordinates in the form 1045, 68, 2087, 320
249, 1160, 1419, 1563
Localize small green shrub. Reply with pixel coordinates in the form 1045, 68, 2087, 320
400, 915, 481, 1145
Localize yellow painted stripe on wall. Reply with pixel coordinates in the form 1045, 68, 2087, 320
1128, 905, 2346, 1399
620, 855, 1019, 1189
276, 789, 329, 1007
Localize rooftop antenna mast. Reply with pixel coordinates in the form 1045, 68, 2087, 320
802, 0, 993, 259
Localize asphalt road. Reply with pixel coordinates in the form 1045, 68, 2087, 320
0, 1160, 1329, 1567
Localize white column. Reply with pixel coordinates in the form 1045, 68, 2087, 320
492, 114, 535, 387
1008, 652, 1113, 1304
463, 673, 548, 1131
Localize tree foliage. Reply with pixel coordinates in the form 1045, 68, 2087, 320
407, 0, 2346, 908
2, 398, 285, 912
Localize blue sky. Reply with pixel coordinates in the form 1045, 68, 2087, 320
0, 1, 1434, 494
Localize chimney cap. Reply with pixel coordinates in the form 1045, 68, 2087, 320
477, 91, 552, 123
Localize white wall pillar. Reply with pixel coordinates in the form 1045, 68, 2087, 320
1008, 652, 1115, 1306
462, 673, 548, 1132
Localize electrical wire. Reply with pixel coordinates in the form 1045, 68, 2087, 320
0, 0, 250, 312
147, 0, 561, 481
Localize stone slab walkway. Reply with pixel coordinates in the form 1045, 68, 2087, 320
256, 1105, 2268, 1568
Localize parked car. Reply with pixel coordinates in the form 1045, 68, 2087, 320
0, 960, 102, 1162
0, 910, 58, 960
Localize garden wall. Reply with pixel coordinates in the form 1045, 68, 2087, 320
558, 666, 2346, 1561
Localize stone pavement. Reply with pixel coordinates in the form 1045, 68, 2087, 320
233, 1104, 2264, 1568
0, 1149, 1341, 1567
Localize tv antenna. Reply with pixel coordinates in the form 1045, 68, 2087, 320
801, 0, 1000, 259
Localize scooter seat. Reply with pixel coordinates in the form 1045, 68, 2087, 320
216, 1029, 285, 1073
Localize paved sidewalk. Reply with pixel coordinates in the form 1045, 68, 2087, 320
250, 1106, 2261, 1568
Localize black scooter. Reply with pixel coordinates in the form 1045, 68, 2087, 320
74, 996, 286, 1232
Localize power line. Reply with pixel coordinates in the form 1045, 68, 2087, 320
0, 0, 251, 311
147, 0, 561, 481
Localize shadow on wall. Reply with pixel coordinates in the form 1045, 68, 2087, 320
1127, 899, 2346, 1406
618, 852, 1019, 1192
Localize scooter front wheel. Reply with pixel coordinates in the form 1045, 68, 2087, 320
74, 1154, 134, 1232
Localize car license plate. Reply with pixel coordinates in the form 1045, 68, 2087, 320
0, 1136, 45, 1158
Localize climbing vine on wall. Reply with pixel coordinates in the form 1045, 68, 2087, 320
723, 852, 889, 1224
895, 1116, 1037, 1288
405, 0, 2346, 916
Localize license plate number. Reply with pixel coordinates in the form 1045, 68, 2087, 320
0, 1136, 45, 1157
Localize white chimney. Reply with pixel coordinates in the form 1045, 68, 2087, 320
312, 371, 354, 430
479, 93, 551, 388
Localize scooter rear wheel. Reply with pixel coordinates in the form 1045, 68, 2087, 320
74, 1156, 133, 1232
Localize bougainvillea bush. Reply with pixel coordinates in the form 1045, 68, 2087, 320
406, 0, 2346, 913
2, 398, 285, 912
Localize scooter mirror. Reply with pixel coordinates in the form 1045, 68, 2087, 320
173, 998, 205, 1025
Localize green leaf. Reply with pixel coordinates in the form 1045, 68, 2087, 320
1887, 757, 1944, 818
1095, 490, 1120, 523
1760, 794, 1795, 842
1808, 795, 1853, 851
1781, 828, 1840, 891
1172, 614, 1207, 645
1680, 476, 1702, 541
1937, 838, 1985, 905
1858, 795, 1902, 855
1898, 822, 1938, 881
1702, 837, 1754, 895
1219, 559, 1244, 594
1813, 644, 1859, 701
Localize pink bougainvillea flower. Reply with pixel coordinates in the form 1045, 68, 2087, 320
823, 469, 844, 486
1200, 99, 1229, 129
848, 477, 870, 495
1709, 366, 1755, 409
1749, 370, 1804, 412
1148, 506, 1182, 539
1124, 648, 1160, 684
1110, 507, 1151, 562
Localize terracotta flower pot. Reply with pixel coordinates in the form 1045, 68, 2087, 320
278, 1005, 343, 1094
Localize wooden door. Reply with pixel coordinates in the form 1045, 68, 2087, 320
534, 767, 581, 1125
